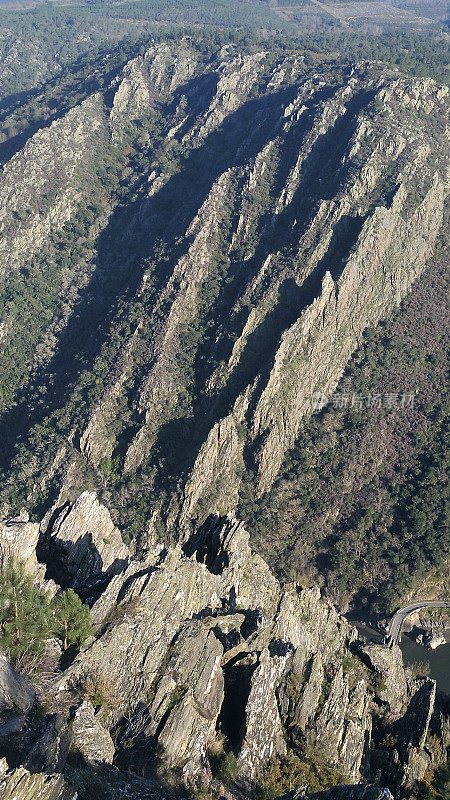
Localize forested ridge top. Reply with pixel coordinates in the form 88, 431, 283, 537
0, 0, 448, 100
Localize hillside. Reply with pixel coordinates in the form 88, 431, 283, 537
0, 21, 448, 800
0, 38, 447, 617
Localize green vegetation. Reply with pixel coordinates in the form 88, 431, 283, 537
52, 588, 93, 651
0, 559, 92, 660
209, 749, 239, 783
254, 751, 346, 798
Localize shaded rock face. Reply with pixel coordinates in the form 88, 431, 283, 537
0, 657, 36, 715
45, 491, 130, 589
23, 713, 72, 774
392, 679, 436, 787
309, 787, 394, 800
144, 621, 224, 778
278, 789, 394, 800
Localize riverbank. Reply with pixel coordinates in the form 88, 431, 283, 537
346, 617, 450, 695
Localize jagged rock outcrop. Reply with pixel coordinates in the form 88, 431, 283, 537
0, 512, 40, 576
0, 504, 444, 797
52, 515, 370, 784
0, 766, 77, 800
45, 491, 129, 589
359, 644, 407, 715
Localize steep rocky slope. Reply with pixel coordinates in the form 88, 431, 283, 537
0, 503, 448, 799
0, 41, 447, 588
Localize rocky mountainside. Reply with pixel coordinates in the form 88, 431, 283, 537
0, 40, 447, 588
0, 34, 448, 798
0, 501, 448, 799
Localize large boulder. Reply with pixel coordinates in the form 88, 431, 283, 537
72, 701, 115, 765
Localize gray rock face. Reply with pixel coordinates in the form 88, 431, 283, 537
0, 513, 40, 576
313, 667, 349, 760
339, 681, 372, 781
237, 646, 289, 781
148, 621, 224, 777
294, 654, 325, 732
0, 767, 77, 800
0, 656, 36, 714
359, 644, 407, 715
47, 491, 130, 588
72, 701, 115, 765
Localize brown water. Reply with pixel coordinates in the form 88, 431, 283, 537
399, 636, 450, 694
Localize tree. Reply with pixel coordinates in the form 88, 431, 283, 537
52, 589, 93, 651
0, 560, 53, 658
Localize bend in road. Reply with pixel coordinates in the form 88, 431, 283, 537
387, 600, 450, 646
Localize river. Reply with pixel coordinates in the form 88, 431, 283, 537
399, 637, 450, 694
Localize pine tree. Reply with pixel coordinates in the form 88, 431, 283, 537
0, 560, 53, 658
52, 589, 93, 650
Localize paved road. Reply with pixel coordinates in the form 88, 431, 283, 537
386, 601, 450, 646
